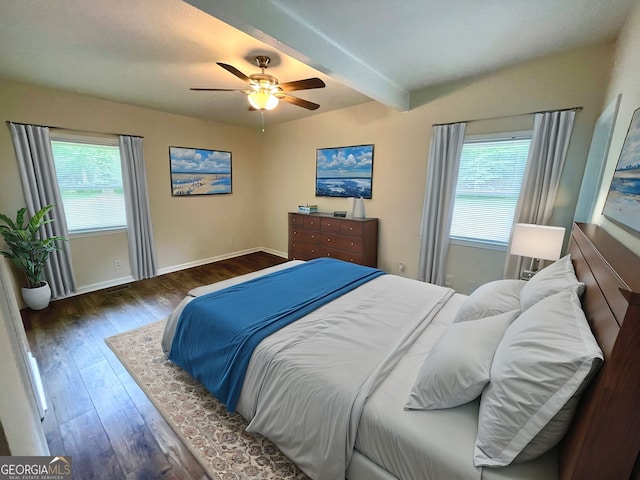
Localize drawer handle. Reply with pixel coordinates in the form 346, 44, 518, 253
327, 223, 331, 227
310, 221, 314, 225
293, 231, 297, 235
327, 238, 331, 242
311, 249, 315, 253
327, 253, 332, 257
350, 227, 353, 231
350, 242, 354, 246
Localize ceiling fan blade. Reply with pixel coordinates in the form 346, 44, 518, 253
279, 94, 320, 110
216, 62, 251, 83
190, 87, 248, 91
278, 78, 326, 92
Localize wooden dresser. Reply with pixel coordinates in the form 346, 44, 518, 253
288, 212, 379, 267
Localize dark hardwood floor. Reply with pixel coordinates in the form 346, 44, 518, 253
22, 252, 286, 480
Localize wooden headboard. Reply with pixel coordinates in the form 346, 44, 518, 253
559, 223, 640, 479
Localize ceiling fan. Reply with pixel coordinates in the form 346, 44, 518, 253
190, 56, 326, 111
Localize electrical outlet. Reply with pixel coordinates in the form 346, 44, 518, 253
445, 275, 453, 287
398, 262, 405, 272
114, 260, 122, 269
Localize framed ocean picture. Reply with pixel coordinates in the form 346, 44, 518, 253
169, 146, 232, 196
315, 144, 374, 198
602, 107, 640, 233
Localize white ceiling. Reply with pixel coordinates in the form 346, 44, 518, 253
0, 0, 635, 129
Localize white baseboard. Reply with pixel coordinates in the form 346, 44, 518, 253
69, 247, 288, 297
28, 352, 47, 420
260, 247, 287, 258
156, 247, 261, 276
73, 275, 136, 296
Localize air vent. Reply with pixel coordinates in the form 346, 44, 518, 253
105, 284, 130, 295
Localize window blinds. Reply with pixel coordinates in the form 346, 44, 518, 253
450, 136, 531, 246
51, 139, 127, 233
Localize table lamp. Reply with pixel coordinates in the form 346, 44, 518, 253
509, 223, 566, 280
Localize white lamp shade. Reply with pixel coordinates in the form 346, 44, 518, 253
509, 223, 565, 261
248, 89, 279, 110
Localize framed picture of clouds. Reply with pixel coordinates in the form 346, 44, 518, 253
169, 146, 232, 196
602, 107, 640, 233
316, 144, 374, 198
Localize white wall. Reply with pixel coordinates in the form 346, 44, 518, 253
0, 258, 49, 455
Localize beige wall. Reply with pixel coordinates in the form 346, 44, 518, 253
259, 43, 614, 288
0, 39, 625, 298
0, 79, 260, 294
591, 2, 640, 256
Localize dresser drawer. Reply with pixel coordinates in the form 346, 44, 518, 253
290, 242, 320, 261
289, 212, 321, 230
320, 247, 363, 264
289, 213, 302, 226
320, 218, 342, 233
290, 238, 320, 254
289, 227, 321, 243
322, 234, 362, 253
339, 220, 363, 236
303, 216, 321, 230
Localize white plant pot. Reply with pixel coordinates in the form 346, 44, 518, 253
22, 281, 52, 310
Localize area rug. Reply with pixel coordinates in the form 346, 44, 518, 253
105, 320, 309, 480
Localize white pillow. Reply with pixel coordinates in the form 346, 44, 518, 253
454, 279, 525, 323
519, 254, 584, 311
405, 310, 520, 410
474, 289, 603, 467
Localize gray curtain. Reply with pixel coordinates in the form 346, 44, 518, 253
8, 122, 76, 298
119, 135, 157, 280
504, 110, 576, 278
418, 122, 466, 285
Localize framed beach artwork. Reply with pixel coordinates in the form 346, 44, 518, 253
169, 146, 232, 196
602, 106, 640, 234
315, 144, 374, 198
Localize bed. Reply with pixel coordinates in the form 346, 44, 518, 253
161, 222, 640, 480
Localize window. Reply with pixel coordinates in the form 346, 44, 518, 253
450, 133, 531, 247
51, 136, 127, 234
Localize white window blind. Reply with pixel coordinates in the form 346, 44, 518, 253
51, 137, 127, 233
450, 134, 531, 246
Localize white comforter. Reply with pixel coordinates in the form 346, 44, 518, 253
163, 261, 559, 480
235, 273, 454, 480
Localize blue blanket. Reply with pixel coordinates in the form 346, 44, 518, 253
169, 258, 384, 411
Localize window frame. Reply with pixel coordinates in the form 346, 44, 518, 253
449, 130, 532, 250
50, 132, 128, 236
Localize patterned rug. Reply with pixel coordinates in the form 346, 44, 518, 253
105, 320, 309, 480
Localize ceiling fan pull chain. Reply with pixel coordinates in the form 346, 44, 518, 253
261, 111, 265, 133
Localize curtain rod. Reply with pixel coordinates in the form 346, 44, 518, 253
6, 120, 143, 139
432, 106, 583, 127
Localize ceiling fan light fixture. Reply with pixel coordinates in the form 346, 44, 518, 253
248, 88, 279, 110
193, 56, 325, 111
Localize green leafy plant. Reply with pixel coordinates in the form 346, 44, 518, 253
0, 205, 65, 288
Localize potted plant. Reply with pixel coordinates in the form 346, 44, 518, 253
0, 204, 66, 310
